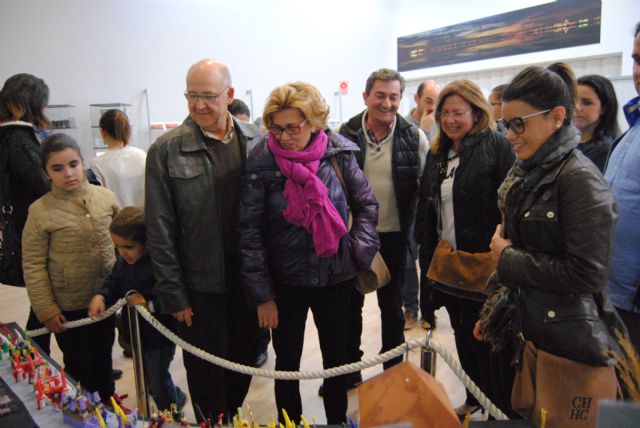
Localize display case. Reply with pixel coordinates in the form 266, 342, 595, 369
47, 104, 77, 134
90, 103, 132, 148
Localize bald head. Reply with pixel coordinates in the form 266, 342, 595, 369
185, 59, 235, 134
187, 59, 232, 87
414, 79, 441, 119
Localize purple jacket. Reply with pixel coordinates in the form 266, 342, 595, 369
239, 129, 379, 306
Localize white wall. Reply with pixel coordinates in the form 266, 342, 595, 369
1, 0, 638, 161
0, 0, 396, 160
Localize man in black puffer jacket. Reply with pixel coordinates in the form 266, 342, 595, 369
338, 68, 428, 381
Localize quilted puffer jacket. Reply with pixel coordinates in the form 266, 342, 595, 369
22, 180, 119, 322
239, 130, 379, 306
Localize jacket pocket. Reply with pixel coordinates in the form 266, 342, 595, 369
168, 164, 205, 179
168, 163, 212, 214
519, 202, 561, 253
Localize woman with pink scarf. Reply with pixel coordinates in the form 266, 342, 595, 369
239, 82, 379, 424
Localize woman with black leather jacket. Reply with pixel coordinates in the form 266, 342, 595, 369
238, 82, 379, 425
474, 63, 620, 421
415, 79, 515, 419
0, 73, 51, 352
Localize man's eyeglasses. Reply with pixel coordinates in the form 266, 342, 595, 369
436, 110, 472, 120
269, 119, 307, 137
184, 87, 229, 104
498, 109, 551, 134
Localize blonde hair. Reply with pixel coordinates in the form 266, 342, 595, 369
430, 79, 495, 154
262, 82, 330, 130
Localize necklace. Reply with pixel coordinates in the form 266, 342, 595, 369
446, 151, 460, 162
440, 150, 460, 179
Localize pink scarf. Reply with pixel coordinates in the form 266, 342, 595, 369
267, 130, 348, 258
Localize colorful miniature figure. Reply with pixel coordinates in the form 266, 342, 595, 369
60, 391, 106, 428
33, 363, 67, 409
11, 340, 42, 382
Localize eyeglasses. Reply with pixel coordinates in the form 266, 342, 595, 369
184, 87, 229, 104
436, 110, 472, 120
268, 119, 307, 137
498, 109, 551, 134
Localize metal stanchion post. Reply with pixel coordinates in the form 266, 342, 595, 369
421, 329, 437, 375
127, 303, 150, 418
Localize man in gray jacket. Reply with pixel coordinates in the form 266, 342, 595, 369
145, 59, 261, 421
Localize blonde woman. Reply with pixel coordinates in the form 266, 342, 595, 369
239, 82, 379, 424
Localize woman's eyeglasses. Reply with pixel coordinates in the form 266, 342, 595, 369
269, 119, 307, 136
498, 109, 551, 134
436, 110, 472, 120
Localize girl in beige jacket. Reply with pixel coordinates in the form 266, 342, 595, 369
22, 133, 119, 402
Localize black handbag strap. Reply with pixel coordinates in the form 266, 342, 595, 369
330, 155, 351, 207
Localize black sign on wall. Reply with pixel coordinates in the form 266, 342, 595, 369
397, 0, 601, 72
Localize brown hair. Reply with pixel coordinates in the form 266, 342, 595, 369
430, 79, 495, 154
0, 73, 51, 129
40, 133, 83, 170
262, 82, 330, 130
365, 68, 406, 96
110, 206, 146, 244
99, 109, 132, 146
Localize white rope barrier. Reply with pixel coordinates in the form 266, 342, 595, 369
23, 299, 508, 420
426, 338, 508, 420
25, 298, 127, 337
134, 304, 508, 420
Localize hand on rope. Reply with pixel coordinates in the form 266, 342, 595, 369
25, 297, 127, 338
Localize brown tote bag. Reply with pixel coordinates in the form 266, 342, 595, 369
512, 340, 617, 428
426, 239, 496, 301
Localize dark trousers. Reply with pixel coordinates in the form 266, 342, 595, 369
617, 306, 640, 354
143, 343, 181, 412
347, 232, 407, 370
439, 291, 492, 408
401, 235, 420, 315
488, 341, 519, 418
178, 287, 258, 423
257, 328, 271, 354
26, 307, 51, 354
419, 270, 438, 325
55, 309, 115, 402
272, 281, 350, 424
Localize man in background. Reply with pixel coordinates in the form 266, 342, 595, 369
488, 84, 508, 134
405, 79, 441, 139
402, 79, 441, 331
604, 22, 640, 353
340, 68, 428, 381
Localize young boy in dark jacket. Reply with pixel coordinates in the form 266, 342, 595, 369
88, 207, 186, 416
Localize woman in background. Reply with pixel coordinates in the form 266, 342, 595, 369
573, 74, 620, 171
0, 73, 52, 352
91, 109, 146, 207
239, 82, 379, 424
415, 79, 515, 418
